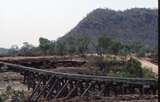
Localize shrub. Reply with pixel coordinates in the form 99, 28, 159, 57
124, 57, 143, 77
137, 47, 145, 57
142, 68, 156, 79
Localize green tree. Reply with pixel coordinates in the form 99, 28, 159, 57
97, 34, 111, 55
142, 68, 156, 79
77, 36, 90, 55
119, 45, 130, 61
109, 39, 123, 55
19, 42, 34, 56
55, 41, 66, 55
65, 36, 77, 54
8, 45, 19, 56
39, 37, 52, 55
48, 41, 56, 55
137, 47, 145, 57
124, 57, 143, 77
91, 40, 100, 55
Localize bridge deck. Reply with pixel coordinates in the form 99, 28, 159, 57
0, 61, 158, 101
0, 61, 157, 85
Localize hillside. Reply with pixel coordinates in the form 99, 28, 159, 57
59, 8, 158, 49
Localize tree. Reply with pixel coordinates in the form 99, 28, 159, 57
48, 40, 56, 55
129, 42, 144, 53
97, 34, 111, 55
77, 36, 90, 55
19, 42, 35, 56
119, 45, 130, 61
65, 36, 77, 54
124, 57, 143, 77
91, 40, 100, 56
55, 41, 66, 55
39, 37, 52, 55
109, 39, 123, 55
142, 68, 156, 79
137, 47, 145, 57
97, 34, 124, 56
8, 45, 19, 56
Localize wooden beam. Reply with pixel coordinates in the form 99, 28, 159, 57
55, 81, 69, 98
81, 83, 92, 97
45, 79, 58, 98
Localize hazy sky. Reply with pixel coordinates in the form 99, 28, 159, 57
0, 0, 158, 48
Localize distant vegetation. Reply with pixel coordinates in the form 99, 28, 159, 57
95, 57, 156, 78
0, 33, 149, 57
0, 48, 8, 54
0, 32, 157, 59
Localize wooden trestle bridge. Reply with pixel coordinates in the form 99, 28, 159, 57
0, 58, 158, 102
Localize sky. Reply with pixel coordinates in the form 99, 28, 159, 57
0, 0, 158, 48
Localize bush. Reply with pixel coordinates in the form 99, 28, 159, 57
137, 47, 145, 57
92, 56, 156, 79
142, 68, 156, 79
124, 57, 143, 77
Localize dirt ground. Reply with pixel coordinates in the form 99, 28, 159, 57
0, 55, 158, 75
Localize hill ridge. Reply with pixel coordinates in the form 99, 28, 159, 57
59, 8, 158, 49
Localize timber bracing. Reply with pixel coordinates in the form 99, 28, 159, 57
0, 61, 158, 102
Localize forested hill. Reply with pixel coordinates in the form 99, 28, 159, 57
59, 8, 158, 49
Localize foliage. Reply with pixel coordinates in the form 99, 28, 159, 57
65, 36, 77, 54
8, 45, 19, 56
96, 34, 129, 56
142, 68, 156, 79
39, 37, 53, 55
55, 41, 66, 55
137, 47, 146, 57
123, 57, 143, 77
119, 45, 130, 60
93, 56, 156, 79
18, 42, 35, 56
97, 34, 111, 55
39, 35, 91, 56
76, 36, 90, 55
109, 39, 123, 55
0, 48, 8, 54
